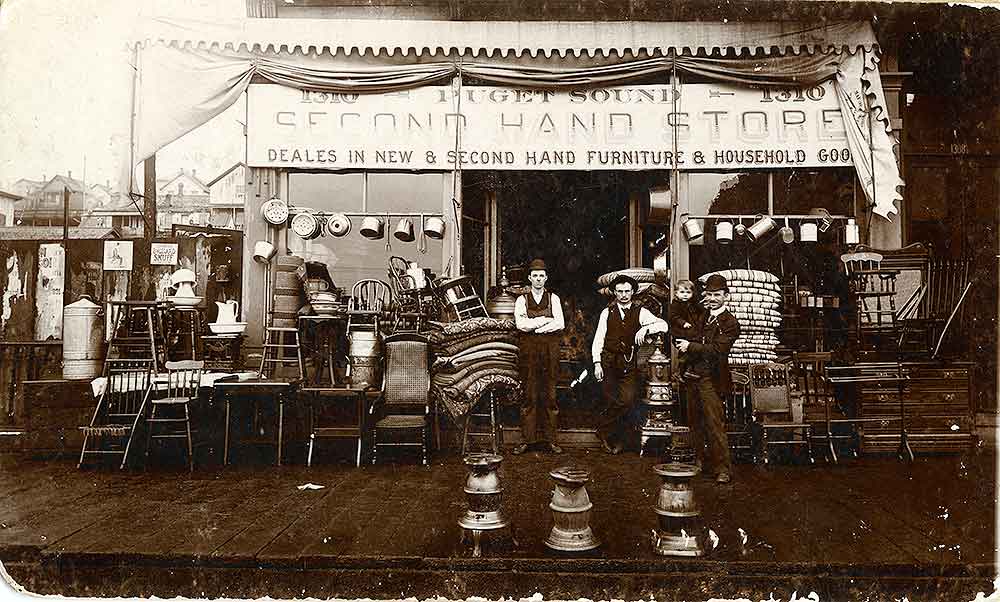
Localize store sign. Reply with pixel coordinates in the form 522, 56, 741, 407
247, 82, 851, 171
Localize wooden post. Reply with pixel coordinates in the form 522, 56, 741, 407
62, 187, 70, 307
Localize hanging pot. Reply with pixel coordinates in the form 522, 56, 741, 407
359, 216, 385, 239
681, 218, 703, 242
253, 240, 276, 263
715, 220, 733, 244
800, 220, 818, 243
780, 217, 794, 244
394, 218, 415, 242
327, 212, 352, 237
845, 218, 860, 245
734, 217, 747, 237
746, 215, 777, 241
423, 216, 446, 239
291, 212, 321, 240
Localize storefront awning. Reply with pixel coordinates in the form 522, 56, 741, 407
134, 18, 878, 58
125, 17, 902, 219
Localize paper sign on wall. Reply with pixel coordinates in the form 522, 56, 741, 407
103, 240, 134, 271
150, 242, 179, 266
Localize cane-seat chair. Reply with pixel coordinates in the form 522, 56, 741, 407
145, 360, 204, 471
370, 333, 431, 465
724, 370, 754, 461
78, 359, 154, 470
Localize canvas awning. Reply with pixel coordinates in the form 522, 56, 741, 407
134, 18, 878, 58
126, 17, 902, 219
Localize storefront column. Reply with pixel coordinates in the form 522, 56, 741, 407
242, 167, 280, 348
445, 170, 461, 279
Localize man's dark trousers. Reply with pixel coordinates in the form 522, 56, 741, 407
685, 375, 732, 475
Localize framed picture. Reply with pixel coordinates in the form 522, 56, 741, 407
102, 240, 134, 271
150, 242, 179, 266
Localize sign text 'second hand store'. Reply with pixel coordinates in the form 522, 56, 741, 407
247, 82, 851, 171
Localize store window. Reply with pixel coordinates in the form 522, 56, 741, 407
288, 172, 447, 288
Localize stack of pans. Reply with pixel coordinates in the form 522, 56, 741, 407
698, 269, 782, 366
308, 291, 346, 317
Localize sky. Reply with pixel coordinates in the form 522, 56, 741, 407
0, 0, 246, 192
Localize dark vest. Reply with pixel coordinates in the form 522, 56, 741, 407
525, 290, 553, 319
602, 304, 641, 367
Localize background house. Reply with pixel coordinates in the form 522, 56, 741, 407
0, 191, 20, 227
207, 162, 247, 230
155, 169, 211, 234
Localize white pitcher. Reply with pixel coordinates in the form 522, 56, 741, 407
215, 300, 240, 324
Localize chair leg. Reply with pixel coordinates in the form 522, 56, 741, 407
78, 432, 90, 469
144, 405, 156, 469
307, 433, 315, 467
371, 430, 378, 465
184, 404, 194, 472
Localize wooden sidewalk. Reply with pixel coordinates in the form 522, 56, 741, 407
0, 449, 995, 600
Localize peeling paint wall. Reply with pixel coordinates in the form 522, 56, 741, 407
2, 253, 25, 327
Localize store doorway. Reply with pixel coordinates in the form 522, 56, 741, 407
465, 170, 633, 429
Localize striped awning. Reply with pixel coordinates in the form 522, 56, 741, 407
133, 18, 878, 58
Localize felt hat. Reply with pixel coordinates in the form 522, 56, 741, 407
609, 273, 639, 292
704, 273, 729, 292
527, 258, 547, 272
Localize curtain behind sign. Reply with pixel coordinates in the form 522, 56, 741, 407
130, 42, 902, 219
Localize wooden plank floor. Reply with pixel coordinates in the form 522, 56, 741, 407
0, 449, 993, 575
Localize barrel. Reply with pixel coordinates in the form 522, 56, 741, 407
62, 298, 105, 380
348, 329, 382, 387
273, 255, 304, 327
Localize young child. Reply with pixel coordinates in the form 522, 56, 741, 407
669, 279, 704, 380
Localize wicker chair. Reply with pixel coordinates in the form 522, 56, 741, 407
369, 333, 431, 465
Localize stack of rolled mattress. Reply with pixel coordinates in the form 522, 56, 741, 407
596, 268, 670, 300
699, 269, 782, 366
428, 317, 521, 421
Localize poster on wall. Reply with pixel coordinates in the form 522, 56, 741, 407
34, 243, 65, 340
150, 242, 179, 266
103, 240, 134, 271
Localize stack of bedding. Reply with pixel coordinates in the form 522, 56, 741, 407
699, 269, 783, 366
428, 317, 522, 421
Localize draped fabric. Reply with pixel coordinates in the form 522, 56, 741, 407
129, 20, 902, 219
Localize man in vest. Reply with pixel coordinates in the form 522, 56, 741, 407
513, 259, 565, 455
592, 273, 668, 454
675, 273, 741, 484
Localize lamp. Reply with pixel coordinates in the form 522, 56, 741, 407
746, 215, 777, 241
715, 219, 733, 244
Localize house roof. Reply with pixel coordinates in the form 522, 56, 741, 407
40, 175, 87, 194
0, 190, 23, 201
0, 226, 120, 240
206, 162, 247, 187
158, 170, 209, 194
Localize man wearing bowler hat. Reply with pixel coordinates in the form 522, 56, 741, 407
675, 273, 741, 484
592, 273, 668, 454
513, 259, 565, 454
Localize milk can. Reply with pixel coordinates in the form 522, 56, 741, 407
545, 466, 600, 552
62, 297, 105, 380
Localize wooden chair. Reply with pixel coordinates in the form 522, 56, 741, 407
387, 257, 435, 333
145, 360, 204, 471
370, 333, 431, 465
724, 370, 754, 461
348, 279, 392, 333
841, 252, 900, 355
78, 359, 154, 470
792, 351, 854, 462
749, 362, 814, 465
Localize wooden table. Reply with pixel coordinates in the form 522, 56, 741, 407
214, 379, 295, 466
299, 386, 378, 467
298, 315, 348, 387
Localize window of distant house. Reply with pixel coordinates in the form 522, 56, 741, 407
288, 172, 447, 287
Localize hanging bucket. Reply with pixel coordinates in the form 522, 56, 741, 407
393, 218, 415, 242
423, 216, 446, 239
360, 216, 385, 239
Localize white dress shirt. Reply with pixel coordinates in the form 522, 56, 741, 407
514, 289, 565, 335
591, 303, 668, 363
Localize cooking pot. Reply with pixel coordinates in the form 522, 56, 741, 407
423, 216, 446, 239
681, 218, 704, 242
291, 212, 321, 240
253, 240, 277, 263
715, 220, 733, 244
393, 218, 415, 242
746, 215, 777, 241
359, 216, 384, 239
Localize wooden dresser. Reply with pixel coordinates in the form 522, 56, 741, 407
855, 361, 974, 453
